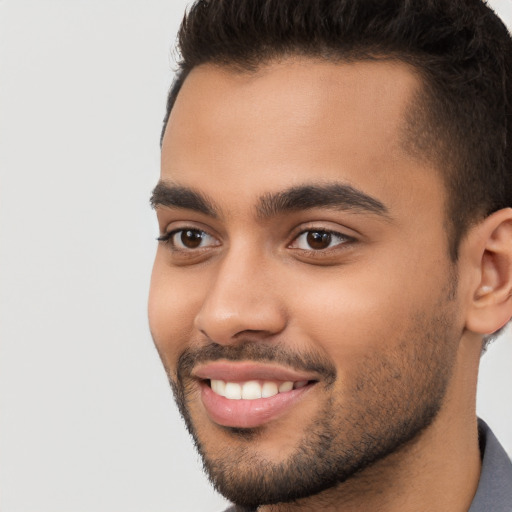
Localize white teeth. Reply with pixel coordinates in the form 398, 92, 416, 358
242, 381, 262, 400
224, 382, 242, 400
278, 381, 294, 393
210, 379, 308, 399
261, 381, 279, 398
211, 379, 226, 396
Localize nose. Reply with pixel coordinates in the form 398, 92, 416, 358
194, 247, 287, 344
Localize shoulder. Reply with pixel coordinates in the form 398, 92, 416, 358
469, 419, 512, 512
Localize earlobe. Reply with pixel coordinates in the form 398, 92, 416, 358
465, 208, 512, 335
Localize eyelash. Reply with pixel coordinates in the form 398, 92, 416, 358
289, 229, 354, 252
157, 228, 219, 251
157, 227, 355, 254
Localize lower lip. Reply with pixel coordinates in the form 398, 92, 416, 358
199, 381, 315, 428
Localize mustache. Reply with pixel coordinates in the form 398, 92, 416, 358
176, 341, 337, 385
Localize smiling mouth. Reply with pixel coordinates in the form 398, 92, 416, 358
208, 379, 315, 400
199, 377, 318, 428
191, 361, 321, 427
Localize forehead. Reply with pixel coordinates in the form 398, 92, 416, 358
161, 58, 442, 217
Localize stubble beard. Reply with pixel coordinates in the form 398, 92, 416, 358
166, 288, 460, 510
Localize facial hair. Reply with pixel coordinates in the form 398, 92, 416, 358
165, 287, 460, 509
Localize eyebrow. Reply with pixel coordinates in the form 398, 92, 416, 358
256, 183, 389, 219
150, 181, 217, 217
150, 181, 389, 220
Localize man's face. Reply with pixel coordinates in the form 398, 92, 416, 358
149, 59, 466, 507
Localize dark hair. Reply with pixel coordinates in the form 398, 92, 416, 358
162, 0, 512, 260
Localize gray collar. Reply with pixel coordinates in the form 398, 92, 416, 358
469, 419, 512, 511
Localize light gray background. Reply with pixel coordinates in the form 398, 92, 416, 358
0, 1, 511, 511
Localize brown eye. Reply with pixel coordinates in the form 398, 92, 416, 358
179, 229, 204, 248
290, 229, 351, 251
306, 231, 332, 250
165, 229, 219, 250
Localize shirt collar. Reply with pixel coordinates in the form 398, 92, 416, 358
469, 418, 512, 512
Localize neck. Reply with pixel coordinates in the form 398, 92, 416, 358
260, 336, 483, 512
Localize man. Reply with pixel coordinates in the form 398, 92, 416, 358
149, 0, 512, 510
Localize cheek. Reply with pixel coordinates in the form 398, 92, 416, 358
148, 259, 203, 366
286, 254, 447, 361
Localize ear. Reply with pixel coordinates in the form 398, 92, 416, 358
465, 208, 512, 335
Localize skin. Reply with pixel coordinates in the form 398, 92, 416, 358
149, 58, 512, 511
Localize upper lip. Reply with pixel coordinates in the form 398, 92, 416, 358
192, 361, 319, 382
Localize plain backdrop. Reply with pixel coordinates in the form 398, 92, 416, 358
1, 1, 511, 511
